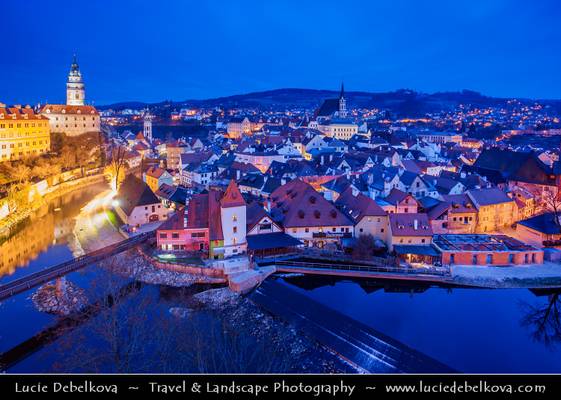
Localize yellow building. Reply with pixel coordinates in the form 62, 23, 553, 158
466, 188, 516, 233
0, 104, 51, 162
318, 120, 358, 140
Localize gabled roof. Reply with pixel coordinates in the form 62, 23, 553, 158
270, 179, 353, 228
145, 166, 168, 179
384, 188, 416, 206
389, 213, 433, 236
316, 98, 340, 117
117, 175, 160, 216
466, 188, 513, 207
220, 180, 246, 208
261, 177, 282, 194
472, 148, 556, 186
158, 207, 185, 230
517, 212, 561, 235
41, 104, 99, 115
335, 187, 386, 222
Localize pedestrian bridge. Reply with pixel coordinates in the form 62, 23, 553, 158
0, 232, 154, 302
263, 258, 453, 284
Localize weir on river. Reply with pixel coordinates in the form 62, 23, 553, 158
250, 279, 454, 373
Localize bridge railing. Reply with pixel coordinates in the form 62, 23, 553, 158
0, 231, 155, 300
274, 260, 450, 276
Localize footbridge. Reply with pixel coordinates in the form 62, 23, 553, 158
0, 232, 154, 302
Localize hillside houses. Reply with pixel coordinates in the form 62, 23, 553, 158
108, 100, 559, 269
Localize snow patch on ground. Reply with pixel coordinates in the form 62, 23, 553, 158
193, 287, 240, 309
104, 251, 225, 287
451, 262, 561, 288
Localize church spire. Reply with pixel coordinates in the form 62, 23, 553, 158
338, 81, 347, 118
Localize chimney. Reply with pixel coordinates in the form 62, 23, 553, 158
236, 169, 241, 180
265, 199, 271, 213
413, 219, 418, 230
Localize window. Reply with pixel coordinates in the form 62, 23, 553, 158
233, 226, 237, 233
172, 233, 179, 239
232, 215, 237, 222
160, 233, 168, 239
450, 254, 455, 264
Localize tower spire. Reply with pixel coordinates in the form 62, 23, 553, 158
67, 53, 85, 105
338, 81, 347, 118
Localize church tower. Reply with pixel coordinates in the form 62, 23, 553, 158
66, 55, 85, 106
143, 110, 153, 143
338, 82, 347, 118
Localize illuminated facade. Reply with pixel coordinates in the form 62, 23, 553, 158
66, 54, 85, 106
40, 55, 101, 136
0, 104, 51, 161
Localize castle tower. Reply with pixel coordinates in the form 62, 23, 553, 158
338, 82, 347, 118
66, 54, 85, 106
143, 110, 153, 143
220, 180, 247, 257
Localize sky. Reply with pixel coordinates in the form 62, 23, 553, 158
1, 0, 561, 105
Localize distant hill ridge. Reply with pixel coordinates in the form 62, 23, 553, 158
98, 88, 561, 117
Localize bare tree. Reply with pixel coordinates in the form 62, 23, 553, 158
543, 189, 561, 228
105, 144, 127, 192
521, 293, 561, 348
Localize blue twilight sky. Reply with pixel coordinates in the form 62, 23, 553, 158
1, 0, 560, 105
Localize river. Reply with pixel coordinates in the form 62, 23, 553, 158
282, 276, 561, 372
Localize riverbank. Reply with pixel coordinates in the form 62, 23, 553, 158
451, 262, 561, 288
193, 286, 357, 373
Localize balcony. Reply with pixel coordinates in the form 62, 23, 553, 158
312, 232, 352, 239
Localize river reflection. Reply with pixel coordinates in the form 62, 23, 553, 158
0, 183, 108, 282
283, 276, 561, 372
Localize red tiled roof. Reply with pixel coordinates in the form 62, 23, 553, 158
336, 187, 386, 222
187, 193, 210, 230
145, 166, 167, 179
270, 179, 353, 228
159, 207, 186, 230
220, 180, 246, 208
389, 213, 433, 237
384, 188, 416, 206
40, 104, 99, 115
0, 106, 49, 120
208, 190, 224, 240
